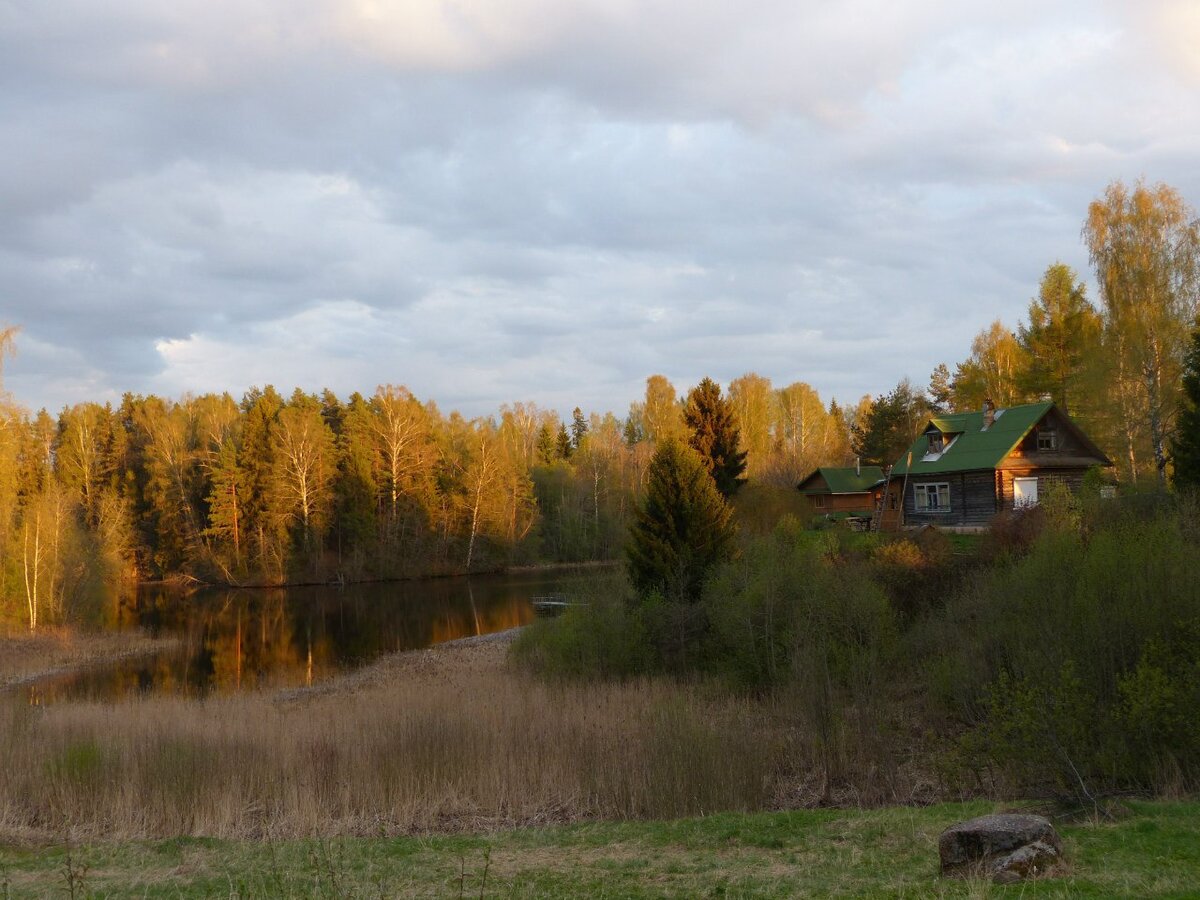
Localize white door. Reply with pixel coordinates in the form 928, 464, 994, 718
1013, 477, 1039, 508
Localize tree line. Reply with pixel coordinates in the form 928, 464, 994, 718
1, 178, 1198, 629
0, 365, 779, 628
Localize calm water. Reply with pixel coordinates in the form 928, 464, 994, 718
19, 569, 605, 703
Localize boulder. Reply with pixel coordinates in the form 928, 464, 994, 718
990, 840, 1061, 884
939, 813, 1062, 883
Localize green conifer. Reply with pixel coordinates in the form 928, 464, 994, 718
682, 377, 747, 498
626, 438, 735, 605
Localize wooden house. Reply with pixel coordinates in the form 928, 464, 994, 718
880, 400, 1111, 531
797, 465, 886, 516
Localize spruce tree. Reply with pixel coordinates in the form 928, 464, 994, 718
1172, 322, 1200, 492
570, 406, 589, 450
682, 377, 747, 498
554, 422, 573, 460
626, 438, 735, 605
535, 423, 556, 465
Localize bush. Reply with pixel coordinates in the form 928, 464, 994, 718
939, 502, 1200, 798
511, 587, 652, 680
702, 518, 898, 692
869, 529, 955, 622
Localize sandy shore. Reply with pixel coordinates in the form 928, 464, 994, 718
274, 626, 525, 702
0, 629, 179, 690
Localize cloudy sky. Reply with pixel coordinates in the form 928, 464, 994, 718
2, 1, 1198, 418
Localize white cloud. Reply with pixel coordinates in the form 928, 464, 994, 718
1, 1, 1199, 419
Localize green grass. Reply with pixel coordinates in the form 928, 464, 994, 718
3, 801, 1199, 898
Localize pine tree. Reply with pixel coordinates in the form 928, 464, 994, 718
626, 438, 735, 605
1172, 322, 1200, 492
682, 377, 747, 498
851, 379, 930, 467
928, 364, 952, 412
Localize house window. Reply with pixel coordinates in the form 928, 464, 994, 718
1037, 429, 1057, 451
1014, 477, 1039, 508
914, 482, 950, 513
928, 432, 944, 453
813, 494, 825, 509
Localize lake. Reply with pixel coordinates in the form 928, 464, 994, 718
19, 568, 607, 703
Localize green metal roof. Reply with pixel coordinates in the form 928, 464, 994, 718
890, 401, 1053, 476
798, 466, 886, 494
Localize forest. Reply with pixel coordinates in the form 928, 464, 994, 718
0, 178, 1198, 632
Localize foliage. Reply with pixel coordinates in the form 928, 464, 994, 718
1017, 263, 1103, 415
625, 438, 735, 606
1172, 321, 1200, 492
850, 378, 929, 468
927, 363, 952, 412
702, 517, 897, 693
1084, 179, 1200, 483
511, 588, 652, 680
867, 528, 953, 622
951, 320, 1028, 411
682, 377, 748, 498
936, 503, 1200, 798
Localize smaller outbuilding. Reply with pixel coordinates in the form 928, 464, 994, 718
797, 464, 886, 517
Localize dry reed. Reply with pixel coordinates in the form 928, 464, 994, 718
0, 642, 788, 840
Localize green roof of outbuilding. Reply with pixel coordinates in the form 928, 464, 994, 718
890, 401, 1053, 476
798, 466, 886, 494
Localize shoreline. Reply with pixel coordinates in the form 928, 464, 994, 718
0, 629, 180, 691
273, 625, 527, 703
138, 559, 620, 592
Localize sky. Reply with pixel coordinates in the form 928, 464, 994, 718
2, 0, 1199, 419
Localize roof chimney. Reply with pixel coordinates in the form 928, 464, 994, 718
855, 456, 861, 477
982, 398, 995, 430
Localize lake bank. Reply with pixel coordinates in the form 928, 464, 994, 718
0, 630, 179, 691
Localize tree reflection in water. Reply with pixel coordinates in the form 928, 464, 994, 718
22, 570, 596, 702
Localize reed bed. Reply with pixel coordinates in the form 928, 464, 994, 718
0, 645, 786, 841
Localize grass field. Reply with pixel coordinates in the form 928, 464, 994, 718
1, 801, 1197, 898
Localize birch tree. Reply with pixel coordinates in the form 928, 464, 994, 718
1084, 180, 1200, 483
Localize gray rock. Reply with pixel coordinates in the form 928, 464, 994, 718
939, 813, 1062, 880
990, 840, 1061, 884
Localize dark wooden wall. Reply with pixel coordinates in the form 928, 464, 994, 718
901, 470, 996, 528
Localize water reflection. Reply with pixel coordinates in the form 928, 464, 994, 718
22, 570, 597, 703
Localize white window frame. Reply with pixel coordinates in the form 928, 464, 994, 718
914, 482, 951, 513
1037, 429, 1057, 451
1013, 476, 1039, 508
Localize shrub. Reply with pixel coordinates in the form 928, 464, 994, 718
511, 590, 652, 680
941, 502, 1200, 798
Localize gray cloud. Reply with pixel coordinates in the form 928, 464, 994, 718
2, 0, 1199, 418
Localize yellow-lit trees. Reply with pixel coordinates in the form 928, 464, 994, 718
951, 321, 1029, 411
369, 385, 435, 547
729, 373, 774, 476
272, 391, 337, 555
1084, 180, 1200, 483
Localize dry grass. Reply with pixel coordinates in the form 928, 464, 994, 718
0, 629, 177, 689
0, 633, 791, 841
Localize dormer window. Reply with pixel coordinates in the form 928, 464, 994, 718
1037, 429, 1057, 452
928, 432, 944, 453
